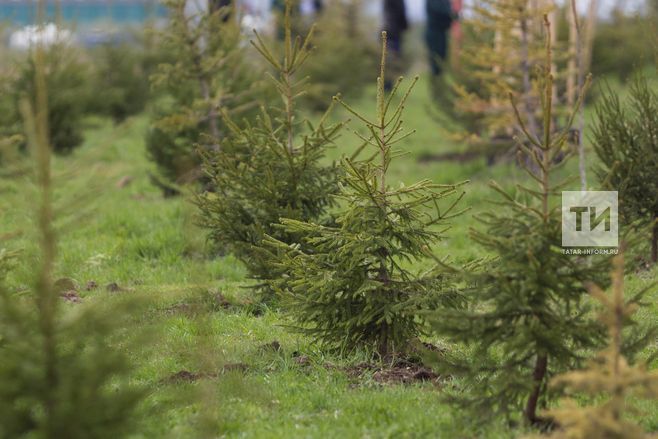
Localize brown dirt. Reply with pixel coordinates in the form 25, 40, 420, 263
54, 277, 77, 294
294, 355, 311, 367
222, 363, 249, 373
60, 290, 82, 304
161, 363, 249, 384
85, 280, 98, 291
160, 370, 216, 384
160, 292, 237, 317
115, 175, 134, 188
106, 282, 123, 292
210, 292, 232, 309
162, 302, 194, 316
259, 341, 282, 352
342, 359, 440, 386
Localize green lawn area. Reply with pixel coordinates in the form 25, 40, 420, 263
1, 74, 656, 438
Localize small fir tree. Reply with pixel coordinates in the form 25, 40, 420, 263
542, 253, 658, 438
0, 20, 142, 437
590, 8, 657, 80
196, 1, 344, 296
591, 76, 658, 264
146, 0, 260, 189
440, 0, 578, 171
300, 0, 378, 111
431, 19, 611, 426
2, 41, 90, 155
444, 0, 550, 140
264, 33, 467, 357
89, 42, 151, 124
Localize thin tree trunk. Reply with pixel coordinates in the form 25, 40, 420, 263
547, 4, 558, 105
519, 12, 541, 175
33, 0, 58, 431
525, 354, 548, 424
285, 71, 294, 154
566, 1, 578, 106
570, 0, 588, 190
583, 0, 598, 74
181, 3, 221, 150
651, 215, 658, 264
519, 15, 538, 141
198, 75, 221, 145
573, 0, 599, 190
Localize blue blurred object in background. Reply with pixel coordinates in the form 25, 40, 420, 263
0, 1, 167, 26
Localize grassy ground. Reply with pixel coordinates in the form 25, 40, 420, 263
1, 74, 657, 438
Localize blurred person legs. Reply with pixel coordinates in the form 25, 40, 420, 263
425, 0, 454, 76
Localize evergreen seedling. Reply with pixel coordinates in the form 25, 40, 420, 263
0, 14, 142, 437
196, 1, 344, 296
592, 76, 658, 264
265, 33, 467, 357
431, 18, 611, 426
445, 0, 549, 140
440, 0, 577, 171
90, 43, 151, 124
543, 253, 658, 438
2, 41, 89, 155
147, 0, 260, 189
300, 0, 378, 111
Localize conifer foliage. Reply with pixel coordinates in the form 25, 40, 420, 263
431, 20, 610, 425
300, 0, 377, 110
0, 23, 141, 438
544, 253, 658, 438
146, 0, 258, 188
2, 42, 89, 155
265, 33, 466, 356
90, 43, 151, 124
197, 3, 344, 292
592, 76, 658, 264
445, 0, 553, 143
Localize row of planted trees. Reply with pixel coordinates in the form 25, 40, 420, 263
190, 0, 658, 431
0, 0, 657, 437
194, 2, 658, 433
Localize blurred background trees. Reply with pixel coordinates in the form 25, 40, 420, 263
592, 76, 658, 264
0, 19, 143, 437
145, 0, 263, 192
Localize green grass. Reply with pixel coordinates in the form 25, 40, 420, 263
1, 73, 657, 438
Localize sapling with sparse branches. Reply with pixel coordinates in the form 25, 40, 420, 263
196, 0, 344, 297
430, 17, 614, 426
264, 32, 467, 357
147, 0, 260, 190
1, 40, 90, 156
439, 0, 576, 167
